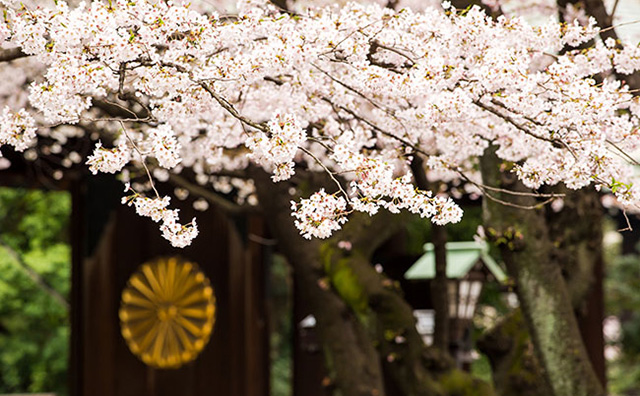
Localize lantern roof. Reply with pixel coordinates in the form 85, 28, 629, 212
404, 241, 506, 282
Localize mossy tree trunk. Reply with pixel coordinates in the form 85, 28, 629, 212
478, 188, 606, 394
253, 168, 493, 396
480, 147, 604, 396
252, 169, 386, 396
546, 189, 606, 385
477, 309, 552, 396
320, 212, 494, 396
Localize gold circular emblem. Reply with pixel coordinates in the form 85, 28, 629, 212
119, 257, 216, 369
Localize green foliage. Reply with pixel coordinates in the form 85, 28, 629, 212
0, 187, 70, 251
608, 360, 640, 396
470, 352, 492, 383
0, 187, 71, 395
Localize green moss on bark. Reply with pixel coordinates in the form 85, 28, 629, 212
439, 370, 494, 396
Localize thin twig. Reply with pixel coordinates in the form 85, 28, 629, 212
473, 100, 558, 145
600, 19, 640, 33
311, 63, 396, 116
80, 116, 154, 123
456, 170, 565, 198
619, 210, 633, 232
606, 139, 640, 166
199, 82, 270, 133
326, 99, 430, 157
300, 146, 350, 201
118, 120, 161, 199
482, 191, 556, 210
371, 40, 417, 66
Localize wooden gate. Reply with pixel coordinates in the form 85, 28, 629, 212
69, 176, 269, 396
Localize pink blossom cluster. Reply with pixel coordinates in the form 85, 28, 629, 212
86, 141, 131, 175
246, 112, 306, 181
147, 124, 182, 169
291, 189, 348, 239
2, 0, 640, 242
0, 107, 36, 152
123, 187, 198, 247
329, 144, 463, 227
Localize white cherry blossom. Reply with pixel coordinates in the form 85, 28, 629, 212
2, 0, 640, 243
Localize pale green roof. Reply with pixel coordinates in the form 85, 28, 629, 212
404, 241, 506, 282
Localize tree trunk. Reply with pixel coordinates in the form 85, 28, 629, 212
545, 189, 606, 386
320, 246, 444, 396
431, 225, 450, 354
480, 147, 604, 396
253, 167, 494, 396
477, 309, 552, 396
322, 211, 493, 396
479, 188, 606, 393
410, 156, 450, 355
252, 169, 386, 396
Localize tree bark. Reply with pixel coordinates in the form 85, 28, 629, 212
320, 243, 444, 396
480, 147, 604, 396
477, 309, 552, 396
479, 188, 606, 393
546, 189, 606, 386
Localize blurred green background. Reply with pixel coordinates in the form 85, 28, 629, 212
0, 187, 70, 395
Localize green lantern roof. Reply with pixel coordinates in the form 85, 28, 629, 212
404, 241, 506, 282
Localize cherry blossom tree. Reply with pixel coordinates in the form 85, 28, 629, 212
1, 0, 639, 394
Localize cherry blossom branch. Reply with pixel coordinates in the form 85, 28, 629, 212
412, 153, 560, 210
606, 139, 640, 166
80, 116, 154, 124
311, 64, 397, 116
92, 98, 147, 120
118, 120, 161, 199
456, 170, 565, 198
325, 100, 429, 157
151, 60, 270, 133
479, 186, 557, 210
0, 47, 28, 63
370, 40, 417, 66
299, 146, 350, 201
199, 82, 270, 133
600, 19, 640, 32
117, 62, 155, 121
474, 99, 581, 162
154, 63, 353, 202
473, 99, 560, 146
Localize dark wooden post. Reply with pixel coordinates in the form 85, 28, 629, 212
74, 177, 269, 396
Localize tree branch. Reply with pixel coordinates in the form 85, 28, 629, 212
0, 47, 28, 63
